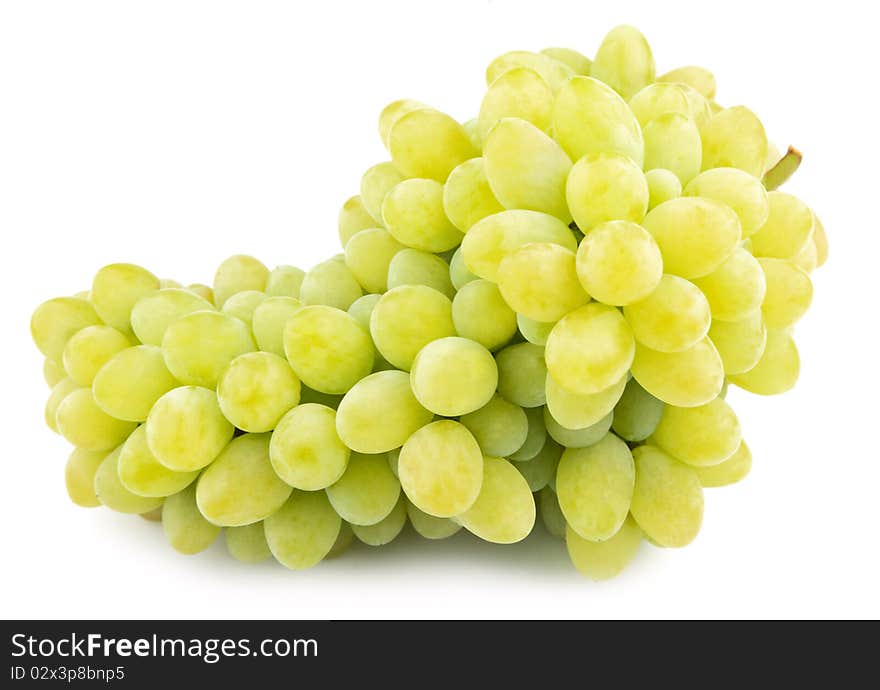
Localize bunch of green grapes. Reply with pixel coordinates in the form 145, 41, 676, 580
31, 25, 826, 580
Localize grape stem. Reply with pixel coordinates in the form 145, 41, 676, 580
763, 146, 802, 190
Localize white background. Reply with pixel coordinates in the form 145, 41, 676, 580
1, 0, 877, 620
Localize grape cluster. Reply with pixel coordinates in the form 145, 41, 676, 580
31, 26, 827, 579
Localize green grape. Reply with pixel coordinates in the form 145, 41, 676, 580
381, 178, 463, 253
792, 236, 818, 274
652, 397, 742, 467
347, 293, 382, 330
478, 68, 553, 142
56, 388, 136, 450
516, 314, 556, 346
449, 248, 479, 290
683, 168, 769, 238
221, 290, 265, 326
546, 372, 626, 430
700, 106, 768, 177
217, 352, 301, 432
196, 433, 291, 526
186, 284, 214, 303
642, 113, 702, 184
338, 194, 379, 247
386, 447, 400, 477
352, 496, 407, 546
508, 407, 548, 461
388, 108, 478, 182
212, 255, 268, 308
545, 303, 635, 395
118, 425, 198, 497
611, 378, 664, 442
398, 420, 483, 517
443, 158, 504, 233
645, 169, 682, 210
539, 486, 566, 538
65, 448, 108, 507
692, 247, 766, 321
343, 228, 404, 293
566, 517, 641, 580
62, 325, 130, 387
270, 403, 350, 490
360, 162, 406, 223
630, 445, 703, 548
265, 265, 305, 299
566, 153, 649, 232
544, 408, 613, 448
694, 440, 752, 487
252, 296, 302, 356
498, 243, 589, 322
283, 305, 373, 394
623, 274, 711, 353
709, 311, 767, 375
43, 358, 65, 388
759, 258, 813, 329
658, 65, 716, 99
31, 296, 102, 363
461, 395, 529, 457
91, 263, 160, 332
512, 439, 560, 491
628, 82, 690, 127
379, 99, 428, 147
161, 310, 255, 388
461, 118, 481, 151
264, 490, 341, 570
160, 279, 182, 289
299, 259, 363, 311
461, 209, 576, 282
485, 50, 574, 93
225, 522, 272, 563
386, 248, 455, 299
576, 220, 663, 306
458, 456, 535, 544
93, 446, 164, 514
336, 370, 433, 453
495, 342, 547, 408
162, 483, 221, 555
540, 47, 592, 75
326, 451, 400, 526
483, 117, 572, 221
451, 279, 517, 351
130, 288, 214, 346
326, 521, 355, 558
369, 285, 455, 370
552, 76, 644, 165
590, 25, 655, 99
410, 337, 497, 416
93, 345, 179, 422
405, 499, 462, 539
728, 329, 799, 395
680, 84, 713, 129
45, 378, 80, 432
812, 213, 829, 267
630, 337, 724, 407
146, 386, 234, 472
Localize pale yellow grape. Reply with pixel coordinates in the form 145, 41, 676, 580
44, 358, 65, 388
159, 279, 182, 289
225, 522, 272, 563
146, 386, 234, 472
266, 265, 305, 299
252, 296, 302, 356
759, 258, 813, 329
45, 378, 80, 432
442, 158, 504, 233
546, 372, 626, 430
405, 500, 462, 539
485, 50, 574, 93
342, 228, 404, 293
517, 314, 556, 346
680, 85, 713, 129
590, 25, 655, 99
197, 433, 291, 526
410, 337, 497, 416
381, 179, 463, 253
118, 425, 198, 497
692, 247, 766, 321
398, 420, 483, 517
283, 305, 372, 394
792, 237, 818, 274
187, 284, 214, 302
369, 285, 455, 370
652, 397, 742, 467
212, 255, 268, 308
483, 117, 572, 221
641, 197, 741, 279
386, 447, 400, 477
631, 445, 703, 548
130, 288, 214, 346
813, 213, 829, 267
458, 456, 535, 543
642, 113, 702, 184
695, 441, 752, 487
264, 490, 341, 570
451, 279, 517, 351
31, 296, 102, 363
141, 504, 165, 521
378, 98, 428, 147
566, 517, 641, 580
270, 403, 350, 490
512, 439, 560, 491
566, 153, 649, 232
387, 248, 455, 299
336, 370, 433, 454
709, 311, 767, 375
388, 108, 478, 181
658, 65, 716, 99
338, 195, 379, 247
93, 345, 179, 422
450, 248, 479, 290
65, 448, 108, 507
684, 168, 769, 238
631, 337, 724, 407
217, 352, 300, 432
498, 243, 588, 322
221, 290, 264, 326
325, 451, 400, 526
161, 310, 255, 388
700, 106, 768, 177
728, 329, 799, 395
360, 163, 406, 224
326, 522, 355, 558
162, 483, 221, 555
478, 68, 553, 141
352, 496, 407, 546
751, 193, 816, 263
56, 388, 136, 450
496, 342, 548, 408
627, 82, 690, 127
545, 303, 635, 395
91, 263, 160, 332
347, 293, 382, 331
611, 378, 664, 442
460, 118, 480, 151
93, 446, 164, 514
645, 169, 682, 210
460, 395, 529, 457
576, 220, 663, 306
508, 407, 548, 461
553, 76, 644, 165
624, 275, 711, 353
544, 408, 613, 448
299, 259, 363, 311
62, 325, 130, 386
539, 486, 567, 539
541, 47, 592, 75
